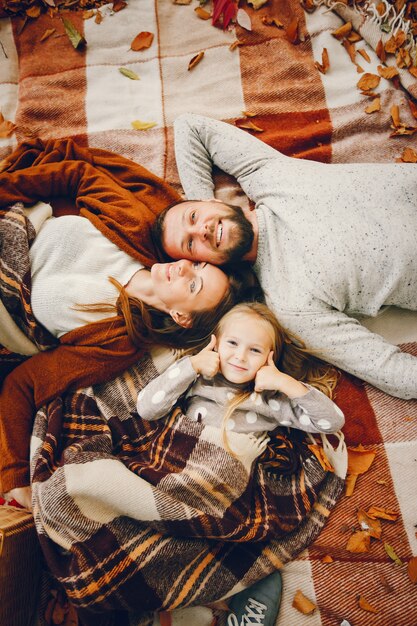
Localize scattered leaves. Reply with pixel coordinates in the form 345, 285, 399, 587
40, 28, 56, 41
119, 67, 140, 80
365, 97, 381, 114
131, 32, 154, 51
195, 6, 211, 19
346, 530, 371, 553
235, 119, 264, 132
292, 590, 316, 615
407, 556, 417, 583
188, 51, 205, 70
357, 73, 380, 91
131, 120, 157, 130
358, 595, 379, 613
331, 21, 352, 40
62, 17, 86, 49
384, 542, 402, 565
0, 112, 16, 138
357, 509, 382, 538
315, 48, 330, 74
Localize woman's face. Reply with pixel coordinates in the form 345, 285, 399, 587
151, 260, 229, 323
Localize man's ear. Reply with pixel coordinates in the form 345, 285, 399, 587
170, 310, 193, 328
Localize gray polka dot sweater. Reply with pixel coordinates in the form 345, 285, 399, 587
174, 114, 417, 399
137, 357, 345, 434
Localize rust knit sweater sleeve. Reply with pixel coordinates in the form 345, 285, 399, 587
0, 317, 145, 493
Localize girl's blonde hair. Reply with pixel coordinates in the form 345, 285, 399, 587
215, 302, 338, 455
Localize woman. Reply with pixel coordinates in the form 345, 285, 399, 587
0, 138, 261, 509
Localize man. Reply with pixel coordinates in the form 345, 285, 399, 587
154, 113, 417, 400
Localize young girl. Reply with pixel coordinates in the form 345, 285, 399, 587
137, 302, 345, 457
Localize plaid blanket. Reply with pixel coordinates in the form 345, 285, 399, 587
1, 1, 417, 624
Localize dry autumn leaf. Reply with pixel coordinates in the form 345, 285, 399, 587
315, 48, 330, 74
113, 0, 127, 11
331, 21, 352, 40
397, 47, 412, 69
242, 110, 256, 117
399, 147, 417, 162
82, 10, 94, 19
131, 120, 157, 130
347, 31, 362, 43
377, 65, 399, 79
345, 444, 376, 496
357, 73, 380, 91
358, 595, 378, 614
235, 119, 264, 132
346, 530, 371, 553
343, 39, 356, 63
292, 590, 316, 615
408, 99, 417, 119
26, 5, 41, 18
188, 51, 204, 71
119, 67, 140, 80
366, 506, 399, 521
365, 97, 381, 114
321, 554, 334, 563
0, 112, 16, 138
391, 104, 401, 127
308, 443, 334, 471
194, 6, 211, 20
407, 556, 417, 583
358, 48, 371, 63
357, 509, 382, 538
409, 66, 417, 78
40, 28, 56, 42
384, 542, 402, 565
376, 39, 387, 62
131, 32, 154, 51
62, 17, 86, 49
301, 0, 316, 12
95, 10, 103, 24
229, 40, 244, 51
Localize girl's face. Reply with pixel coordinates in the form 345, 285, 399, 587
217, 314, 274, 384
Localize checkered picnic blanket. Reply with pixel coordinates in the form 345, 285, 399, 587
1, 1, 417, 625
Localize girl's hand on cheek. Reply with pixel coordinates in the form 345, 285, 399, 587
254, 351, 283, 392
190, 335, 220, 378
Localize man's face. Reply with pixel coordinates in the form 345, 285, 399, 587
161, 200, 254, 265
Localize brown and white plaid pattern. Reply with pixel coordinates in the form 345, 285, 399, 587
1, 1, 417, 624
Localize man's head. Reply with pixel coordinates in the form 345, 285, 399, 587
153, 199, 254, 265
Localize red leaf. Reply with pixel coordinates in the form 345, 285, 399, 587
212, 0, 237, 29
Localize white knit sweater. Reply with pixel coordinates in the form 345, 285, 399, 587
29, 215, 143, 338
174, 114, 417, 399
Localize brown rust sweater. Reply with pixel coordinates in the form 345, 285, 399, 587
0, 137, 180, 492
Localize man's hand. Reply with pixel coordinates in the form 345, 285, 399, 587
190, 335, 220, 378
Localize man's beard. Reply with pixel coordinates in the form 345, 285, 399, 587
223, 204, 254, 263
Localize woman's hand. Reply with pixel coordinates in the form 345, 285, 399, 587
254, 352, 308, 397
190, 335, 220, 378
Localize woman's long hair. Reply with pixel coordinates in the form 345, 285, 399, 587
81, 263, 263, 351
217, 302, 339, 455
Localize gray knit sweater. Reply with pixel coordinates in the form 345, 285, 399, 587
137, 356, 345, 435
174, 114, 417, 400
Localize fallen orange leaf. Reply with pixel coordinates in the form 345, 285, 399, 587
407, 556, 417, 583
0, 112, 16, 138
113, 0, 127, 11
358, 48, 371, 63
292, 590, 316, 615
331, 21, 352, 40
40, 28, 56, 42
262, 16, 284, 28
377, 65, 399, 79
343, 39, 356, 63
286, 18, 300, 44
358, 595, 378, 613
188, 51, 205, 71
347, 31, 362, 43
366, 506, 399, 521
82, 9, 94, 19
399, 147, 417, 163
409, 67, 417, 78
315, 48, 330, 74
347, 444, 376, 474
391, 104, 401, 127
321, 554, 334, 563
229, 40, 244, 51
308, 443, 334, 472
357, 73, 380, 91
26, 5, 41, 18
346, 530, 371, 553
357, 509, 382, 539
376, 39, 386, 62
365, 97, 381, 114
131, 32, 154, 51
235, 119, 264, 132
194, 6, 211, 20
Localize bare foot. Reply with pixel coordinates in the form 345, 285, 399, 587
5, 486, 33, 511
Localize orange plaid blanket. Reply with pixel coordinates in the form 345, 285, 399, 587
1, 1, 416, 625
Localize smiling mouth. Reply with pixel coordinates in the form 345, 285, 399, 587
228, 363, 247, 372
216, 222, 223, 247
